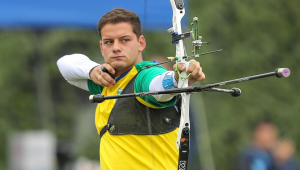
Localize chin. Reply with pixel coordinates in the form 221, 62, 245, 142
112, 63, 127, 70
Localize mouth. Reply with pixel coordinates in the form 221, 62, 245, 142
111, 55, 124, 59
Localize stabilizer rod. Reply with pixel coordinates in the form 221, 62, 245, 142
89, 68, 290, 103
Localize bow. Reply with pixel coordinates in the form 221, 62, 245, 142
168, 0, 192, 169
169, 0, 214, 169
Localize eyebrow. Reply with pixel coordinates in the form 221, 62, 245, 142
120, 35, 132, 38
102, 35, 133, 41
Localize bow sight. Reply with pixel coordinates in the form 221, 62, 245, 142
168, 17, 211, 54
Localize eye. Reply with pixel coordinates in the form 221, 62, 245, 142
122, 39, 130, 42
104, 40, 113, 45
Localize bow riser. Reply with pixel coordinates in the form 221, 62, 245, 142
170, 1, 191, 169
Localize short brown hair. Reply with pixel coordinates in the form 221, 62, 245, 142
97, 8, 142, 39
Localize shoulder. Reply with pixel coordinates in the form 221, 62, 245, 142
135, 61, 167, 77
134, 61, 167, 82
135, 61, 166, 72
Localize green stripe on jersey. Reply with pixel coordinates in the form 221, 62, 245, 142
88, 79, 104, 95
134, 62, 176, 108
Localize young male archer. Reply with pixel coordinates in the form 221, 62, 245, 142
57, 8, 205, 170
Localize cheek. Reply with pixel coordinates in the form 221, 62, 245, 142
101, 47, 111, 56
132, 44, 140, 55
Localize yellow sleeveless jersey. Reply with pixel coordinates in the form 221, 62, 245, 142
88, 61, 179, 170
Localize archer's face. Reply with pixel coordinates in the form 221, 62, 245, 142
100, 22, 146, 75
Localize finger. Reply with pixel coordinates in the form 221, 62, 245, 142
187, 61, 200, 77
101, 64, 115, 76
196, 72, 205, 81
90, 65, 102, 81
100, 71, 116, 85
99, 63, 116, 85
188, 72, 205, 85
101, 67, 115, 79
90, 66, 99, 77
175, 63, 186, 71
97, 74, 114, 87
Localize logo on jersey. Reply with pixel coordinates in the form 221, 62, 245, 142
115, 88, 123, 102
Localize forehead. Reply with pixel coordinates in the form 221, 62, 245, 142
101, 22, 134, 39
255, 124, 277, 133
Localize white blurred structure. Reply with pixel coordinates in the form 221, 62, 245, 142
8, 130, 56, 170
72, 157, 100, 170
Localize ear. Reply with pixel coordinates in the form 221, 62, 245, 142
138, 35, 146, 52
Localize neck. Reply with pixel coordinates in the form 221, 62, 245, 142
115, 67, 133, 77
115, 57, 143, 76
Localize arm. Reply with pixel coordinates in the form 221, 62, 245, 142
57, 53, 100, 91
149, 71, 178, 102
149, 60, 205, 102
136, 60, 205, 104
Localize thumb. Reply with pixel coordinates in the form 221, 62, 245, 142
173, 63, 186, 71
177, 63, 186, 71
173, 63, 186, 82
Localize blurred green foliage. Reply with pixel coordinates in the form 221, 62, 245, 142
0, 0, 299, 169
187, 0, 300, 169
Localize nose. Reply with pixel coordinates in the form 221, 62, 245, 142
112, 40, 121, 53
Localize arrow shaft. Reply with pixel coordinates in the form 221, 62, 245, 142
90, 69, 285, 103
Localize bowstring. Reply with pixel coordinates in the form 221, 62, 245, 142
143, 1, 157, 169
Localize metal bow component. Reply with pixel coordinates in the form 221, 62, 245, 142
169, 1, 191, 169
89, 68, 291, 103
169, 0, 217, 169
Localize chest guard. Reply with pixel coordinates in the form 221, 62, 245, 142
100, 74, 180, 138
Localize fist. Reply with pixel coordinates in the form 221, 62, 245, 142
173, 60, 205, 85
89, 64, 116, 87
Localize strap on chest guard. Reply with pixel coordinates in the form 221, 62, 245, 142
100, 73, 180, 139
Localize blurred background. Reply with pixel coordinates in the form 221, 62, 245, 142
0, 0, 299, 170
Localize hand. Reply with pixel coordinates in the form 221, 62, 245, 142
173, 60, 205, 85
89, 64, 116, 87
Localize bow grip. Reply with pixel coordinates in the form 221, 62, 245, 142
177, 61, 190, 88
